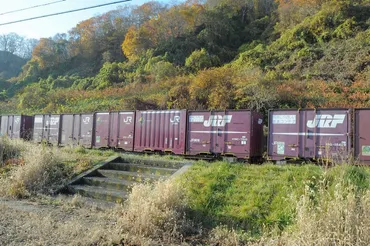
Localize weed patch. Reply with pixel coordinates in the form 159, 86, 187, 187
117, 179, 200, 245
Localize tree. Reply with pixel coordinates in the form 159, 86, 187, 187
185, 48, 220, 72
20, 39, 39, 59
32, 36, 69, 69
190, 66, 235, 109
0, 33, 24, 55
122, 26, 153, 60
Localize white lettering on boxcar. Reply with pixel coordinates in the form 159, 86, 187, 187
189, 115, 204, 123
204, 115, 232, 127
307, 114, 346, 128
123, 116, 132, 124
170, 116, 180, 124
50, 117, 59, 126
83, 117, 90, 124
272, 115, 296, 124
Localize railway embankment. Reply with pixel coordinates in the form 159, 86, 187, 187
0, 137, 370, 245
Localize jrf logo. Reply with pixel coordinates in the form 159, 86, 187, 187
204, 115, 232, 127
307, 114, 346, 128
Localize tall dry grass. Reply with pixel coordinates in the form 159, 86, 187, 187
250, 166, 370, 246
117, 179, 200, 246
276, 184, 370, 245
0, 137, 72, 198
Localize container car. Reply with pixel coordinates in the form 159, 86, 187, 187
268, 109, 351, 161
94, 111, 135, 151
33, 114, 61, 145
134, 110, 187, 155
187, 110, 264, 160
354, 109, 370, 164
0, 115, 33, 140
60, 114, 94, 148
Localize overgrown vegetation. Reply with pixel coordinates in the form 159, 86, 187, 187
117, 179, 198, 245
0, 137, 107, 198
111, 162, 370, 245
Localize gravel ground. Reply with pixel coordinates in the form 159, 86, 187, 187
0, 196, 122, 246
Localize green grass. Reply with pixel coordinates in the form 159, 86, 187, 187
180, 161, 370, 237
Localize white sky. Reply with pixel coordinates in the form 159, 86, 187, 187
0, 0, 169, 39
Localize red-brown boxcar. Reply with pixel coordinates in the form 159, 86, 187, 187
0, 115, 33, 140
187, 110, 264, 160
134, 110, 186, 154
268, 109, 351, 161
33, 114, 61, 145
354, 109, 370, 164
94, 111, 135, 150
60, 114, 94, 147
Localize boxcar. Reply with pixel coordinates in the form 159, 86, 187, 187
0, 115, 33, 140
60, 114, 94, 148
187, 110, 264, 160
354, 109, 370, 164
268, 109, 351, 161
33, 114, 61, 145
94, 111, 135, 150
134, 110, 187, 155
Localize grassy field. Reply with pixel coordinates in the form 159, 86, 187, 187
0, 138, 369, 245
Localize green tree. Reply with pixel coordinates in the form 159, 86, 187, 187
185, 48, 220, 72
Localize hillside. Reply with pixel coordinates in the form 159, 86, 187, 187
0, 51, 26, 81
0, 0, 369, 114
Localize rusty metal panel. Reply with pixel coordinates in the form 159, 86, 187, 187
134, 110, 187, 155
79, 114, 94, 148
354, 109, 370, 164
109, 111, 135, 151
94, 113, 110, 148
268, 109, 351, 161
187, 110, 264, 159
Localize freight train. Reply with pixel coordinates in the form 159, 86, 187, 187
0, 108, 369, 164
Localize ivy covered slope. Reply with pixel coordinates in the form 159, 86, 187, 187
0, 0, 369, 114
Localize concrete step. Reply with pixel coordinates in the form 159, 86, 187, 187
82, 176, 135, 192
104, 162, 178, 176
69, 185, 128, 203
120, 158, 186, 169
97, 169, 166, 182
